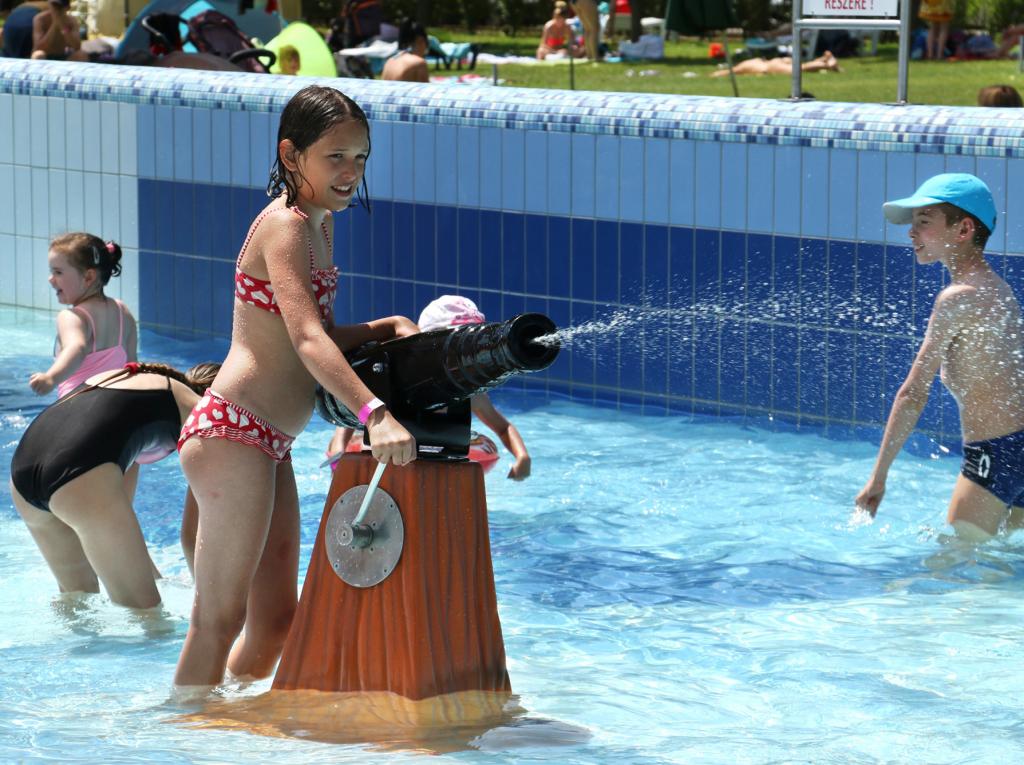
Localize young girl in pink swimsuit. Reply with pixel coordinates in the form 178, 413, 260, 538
175, 85, 417, 692
29, 233, 137, 398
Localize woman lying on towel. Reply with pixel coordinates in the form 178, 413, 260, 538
711, 50, 840, 77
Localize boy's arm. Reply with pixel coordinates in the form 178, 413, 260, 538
855, 288, 968, 515
471, 393, 531, 480
327, 426, 355, 455
28, 310, 89, 394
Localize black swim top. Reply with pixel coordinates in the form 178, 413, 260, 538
10, 384, 182, 512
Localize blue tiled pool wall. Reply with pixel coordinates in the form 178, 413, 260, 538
8, 62, 1024, 447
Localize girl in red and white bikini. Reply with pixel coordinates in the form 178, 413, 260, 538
29, 233, 138, 398
175, 85, 417, 692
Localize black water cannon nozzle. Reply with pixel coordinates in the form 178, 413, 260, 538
316, 313, 560, 459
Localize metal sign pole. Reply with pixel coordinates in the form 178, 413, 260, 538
791, 0, 805, 100
569, 26, 576, 91
896, 0, 910, 103
721, 33, 740, 97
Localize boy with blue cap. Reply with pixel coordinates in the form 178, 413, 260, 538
856, 173, 1024, 540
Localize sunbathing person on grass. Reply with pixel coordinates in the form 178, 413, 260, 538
711, 50, 840, 77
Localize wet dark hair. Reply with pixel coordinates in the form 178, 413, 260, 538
267, 85, 371, 211
51, 232, 123, 287
936, 202, 991, 249
978, 84, 1023, 108
398, 19, 427, 50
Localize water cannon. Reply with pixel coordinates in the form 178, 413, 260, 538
278, 313, 559, 698
316, 313, 560, 460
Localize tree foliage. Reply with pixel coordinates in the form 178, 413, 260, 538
959, 0, 1020, 34
300, 0, 545, 30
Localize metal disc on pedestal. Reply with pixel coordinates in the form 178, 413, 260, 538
324, 485, 404, 588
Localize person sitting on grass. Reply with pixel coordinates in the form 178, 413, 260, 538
993, 23, 1024, 59
536, 2, 575, 60
381, 19, 429, 83
30, 0, 87, 61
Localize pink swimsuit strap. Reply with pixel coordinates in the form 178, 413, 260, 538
56, 300, 128, 399
73, 298, 125, 351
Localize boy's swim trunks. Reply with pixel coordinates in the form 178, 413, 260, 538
961, 429, 1024, 507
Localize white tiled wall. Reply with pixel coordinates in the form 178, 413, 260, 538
1, 94, 139, 317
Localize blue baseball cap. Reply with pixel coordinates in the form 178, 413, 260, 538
883, 173, 997, 234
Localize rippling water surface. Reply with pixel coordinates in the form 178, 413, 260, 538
2, 306, 1024, 764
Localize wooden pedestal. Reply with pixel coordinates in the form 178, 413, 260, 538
273, 454, 511, 700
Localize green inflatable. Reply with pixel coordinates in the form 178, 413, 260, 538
265, 21, 337, 77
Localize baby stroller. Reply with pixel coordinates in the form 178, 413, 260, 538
142, 9, 276, 73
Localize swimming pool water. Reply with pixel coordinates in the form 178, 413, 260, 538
3, 305, 1024, 764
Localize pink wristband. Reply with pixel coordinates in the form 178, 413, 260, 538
357, 397, 385, 425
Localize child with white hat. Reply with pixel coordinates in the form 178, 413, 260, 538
326, 296, 533, 479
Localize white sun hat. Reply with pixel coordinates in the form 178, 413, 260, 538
417, 295, 486, 332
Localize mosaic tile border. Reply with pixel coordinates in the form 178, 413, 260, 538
3, 60, 1023, 156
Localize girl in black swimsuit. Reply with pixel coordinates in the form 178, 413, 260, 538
9, 361, 218, 609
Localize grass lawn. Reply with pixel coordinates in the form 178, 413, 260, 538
432, 28, 1024, 106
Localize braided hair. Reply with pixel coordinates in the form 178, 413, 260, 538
58, 361, 220, 405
